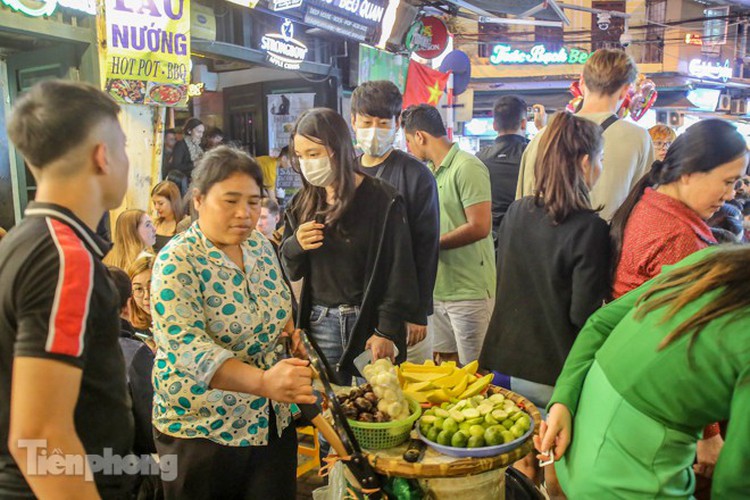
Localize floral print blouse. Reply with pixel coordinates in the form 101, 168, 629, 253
151, 223, 293, 446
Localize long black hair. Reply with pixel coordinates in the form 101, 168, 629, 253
289, 108, 360, 229
611, 119, 747, 270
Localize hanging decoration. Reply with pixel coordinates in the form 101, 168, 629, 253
566, 74, 658, 122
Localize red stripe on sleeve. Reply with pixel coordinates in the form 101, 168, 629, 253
46, 219, 94, 357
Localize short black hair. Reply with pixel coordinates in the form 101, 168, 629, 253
493, 95, 527, 132
8, 80, 120, 168
400, 104, 447, 137
193, 145, 264, 195
351, 81, 402, 120
108, 266, 132, 310
279, 146, 289, 158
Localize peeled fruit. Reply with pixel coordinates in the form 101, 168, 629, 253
449, 409, 466, 423
397, 360, 487, 405
419, 391, 530, 449
463, 360, 479, 375
467, 435, 485, 448
451, 431, 468, 448
459, 374, 493, 399
484, 426, 504, 446
427, 427, 440, 443
443, 418, 459, 434
437, 430, 454, 446
468, 425, 485, 438
461, 408, 481, 419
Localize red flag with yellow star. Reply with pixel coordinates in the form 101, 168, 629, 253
403, 60, 451, 109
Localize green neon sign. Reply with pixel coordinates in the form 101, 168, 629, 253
490, 44, 591, 66
2, 0, 95, 17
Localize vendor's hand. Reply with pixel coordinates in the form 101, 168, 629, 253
260, 358, 316, 404
366, 335, 395, 362
280, 321, 307, 359
407, 323, 427, 347
534, 403, 572, 461
694, 433, 724, 478
296, 221, 325, 251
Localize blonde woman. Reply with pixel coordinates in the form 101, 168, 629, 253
104, 209, 155, 270
151, 180, 191, 253
127, 256, 155, 347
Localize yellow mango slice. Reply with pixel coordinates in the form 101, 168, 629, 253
425, 389, 452, 404
462, 360, 479, 376
448, 374, 470, 397
458, 374, 493, 399
402, 371, 447, 383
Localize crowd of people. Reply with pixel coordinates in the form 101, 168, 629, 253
0, 46, 748, 500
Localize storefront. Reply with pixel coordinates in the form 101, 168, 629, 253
187, 1, 367, 158
0, 0, 98, 230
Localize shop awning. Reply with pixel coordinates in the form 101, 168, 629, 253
472, 89, 573, 115
191, 39, 342, 79
652, 91, 696, 109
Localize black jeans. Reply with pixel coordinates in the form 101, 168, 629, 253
153, 415, 297, 500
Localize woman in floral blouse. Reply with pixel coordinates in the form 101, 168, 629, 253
151, 146, 315, 499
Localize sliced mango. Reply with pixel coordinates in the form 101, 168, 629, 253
405, 380, 436, 392
402, 371, 447, 383
425, 389, 452, 404
459, 374, 493, 399
403, 390, 429, 404
434, 369, 467, 387
462, 360, 479, 376
447, 374, 470, 397
400, 362, 452, 374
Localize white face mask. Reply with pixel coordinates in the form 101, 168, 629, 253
299, 157, 335, 187
356, 127, 396, 157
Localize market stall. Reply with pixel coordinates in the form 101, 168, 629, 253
295, 333, 543, 500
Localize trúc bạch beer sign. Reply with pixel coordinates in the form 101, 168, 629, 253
104, 0, 191, 107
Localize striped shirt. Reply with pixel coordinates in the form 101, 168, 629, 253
0, 203, 133, 497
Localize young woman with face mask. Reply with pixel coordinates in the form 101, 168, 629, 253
280, 107, 420, 384
350, 80, 440, 362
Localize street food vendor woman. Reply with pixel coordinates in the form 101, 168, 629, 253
150, 146, 316, 499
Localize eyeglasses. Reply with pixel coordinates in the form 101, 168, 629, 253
132, 285, 150, 298
653, 141, 672, 150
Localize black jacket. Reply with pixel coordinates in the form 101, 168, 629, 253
167, 139, 195, 179
281, 178, 420, 376
476, 134, 528, 237
359, 149, 440, 325
118, 319, 156, 454
479, 197, 611, 386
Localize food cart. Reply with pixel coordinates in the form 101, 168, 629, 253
298, 333, 544, 500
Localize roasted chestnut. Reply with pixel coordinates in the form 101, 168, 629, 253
358, 413, 375, 422
364, 392, 378, 404
354, 397, 373, 412
373, 411, 389, 423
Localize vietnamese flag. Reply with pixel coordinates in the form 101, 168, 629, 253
403, 61, 451, 109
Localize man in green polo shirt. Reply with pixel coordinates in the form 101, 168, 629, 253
401, 105, 496, 365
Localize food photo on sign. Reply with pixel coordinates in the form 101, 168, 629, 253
103, 0, 191, 107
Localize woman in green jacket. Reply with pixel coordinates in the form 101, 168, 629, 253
536, 246, 750, 498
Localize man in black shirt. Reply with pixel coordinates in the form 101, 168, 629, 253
351, 81, 440, 362
0, 81, 133, 498
476, 95, 529, 244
